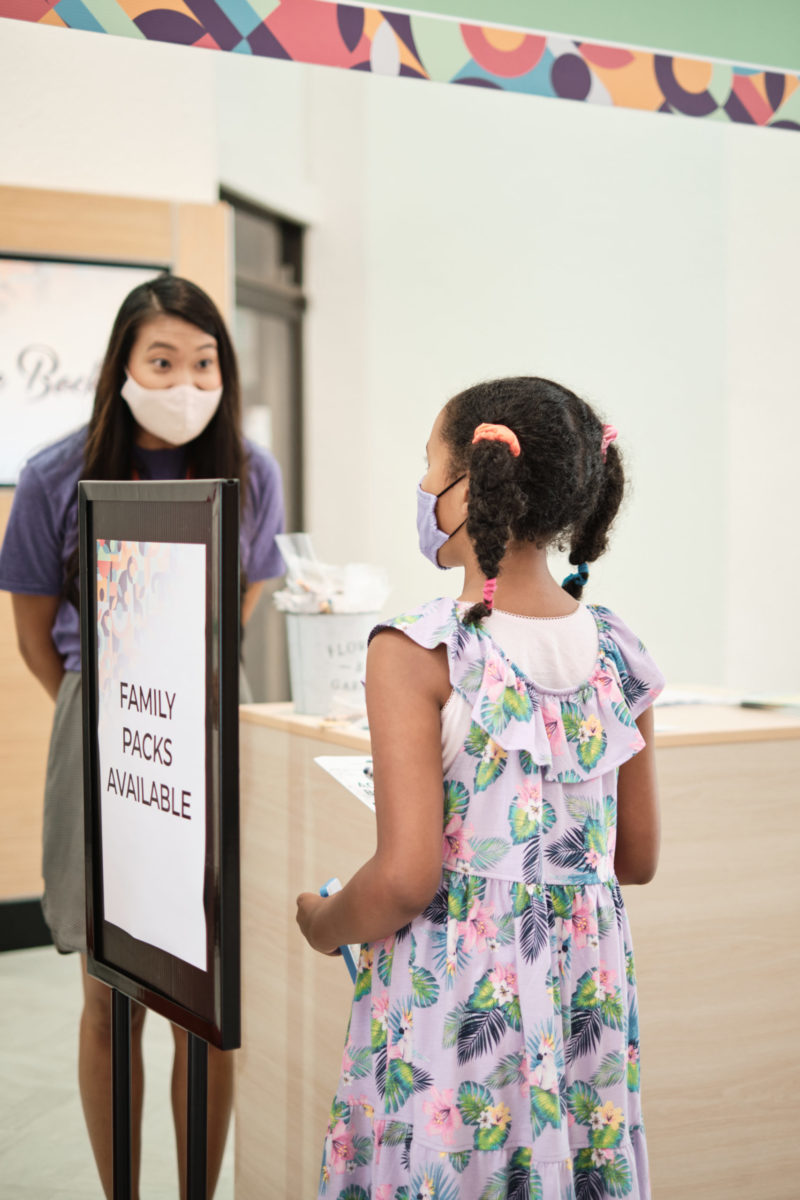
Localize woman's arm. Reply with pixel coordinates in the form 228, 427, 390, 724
11, 593, 64, 702
614, 705, 660, 885
296, 629, 449, 953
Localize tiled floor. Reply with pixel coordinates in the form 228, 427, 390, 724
0, 946, 234, 1199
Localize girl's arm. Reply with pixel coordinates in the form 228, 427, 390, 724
11, 593, 64, 702
614, 705, 660, 885
296, 629, 449, 953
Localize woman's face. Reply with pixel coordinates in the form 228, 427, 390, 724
127, 313, 222, 393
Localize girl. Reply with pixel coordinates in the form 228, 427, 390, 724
296, 376, 663, 1200
0, 275, 285, 1199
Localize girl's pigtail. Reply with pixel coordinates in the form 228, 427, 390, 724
463, 440, 526, 626
562, 441, 624, 600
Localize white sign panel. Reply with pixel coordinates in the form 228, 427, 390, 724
96, 539, 208, 970
0, 257, 162, 483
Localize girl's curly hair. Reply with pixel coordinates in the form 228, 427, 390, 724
440, 377, 624, 625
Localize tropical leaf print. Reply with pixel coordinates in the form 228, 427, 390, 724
449, 1149, 472, 1173
447, 872, 486, 922
567, 1006, 603, 1063
347, 1045, 372, 1080
485, 1051, 525, 1089
337, 1187, 370, 1200
494, 911, 515, 946
442, 1002, 468, 1049
601, 1153, 633, 1196
519, 899, 548, 964
566, 794, 592, 822
411, 966, 439, 1008
457, 1007, 507, 1065
627, 1041, 641, 1092
458, 658, 486, 697
383, 1059, 431, 1112
377, 944, 394, 986
479, 1173, 507, 1200
422, 885, 449, 927
479, 676, 533, 737
457, 1080, 494, 1124
529, 1085, 560, 1133
353, 948, 372, 1001
545, 827, 588, 872
568, 1080, 602, 1123
380, 1120, 409, 1146
560, 703, 607, 770
508, 786, 556, 845
469, 837, 510, 871
409, 1162, 461, 1200
522, 838, 542, 884
621, 672, 650, 711
592, 1051, 626, 1089
555, 768, 584, 783
443, 780, 470, 823
464, 723, 508, 791
519, 749, 534, 774
574, 1166, 605, 1200
612, 699, 637, 728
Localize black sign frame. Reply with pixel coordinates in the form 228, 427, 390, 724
79, 479, 241, 1050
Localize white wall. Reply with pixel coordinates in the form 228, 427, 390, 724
1, 17, 798, 692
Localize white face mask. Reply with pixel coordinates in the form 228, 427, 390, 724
121, 372, 223, 446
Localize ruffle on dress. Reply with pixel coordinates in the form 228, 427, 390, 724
371, 599, 664, 785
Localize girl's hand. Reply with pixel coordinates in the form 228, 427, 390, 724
295, 892, 339, 955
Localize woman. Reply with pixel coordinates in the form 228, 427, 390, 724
0, 274, 285, 1198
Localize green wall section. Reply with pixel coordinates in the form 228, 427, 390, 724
389, 1, 800, 72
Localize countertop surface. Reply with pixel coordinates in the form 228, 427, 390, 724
240, 699, 800, 750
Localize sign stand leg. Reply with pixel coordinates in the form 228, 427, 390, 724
187, 1033, 208, 1199
111, 988, 132, 1200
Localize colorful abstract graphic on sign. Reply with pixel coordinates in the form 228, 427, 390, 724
2, 1, 798, 131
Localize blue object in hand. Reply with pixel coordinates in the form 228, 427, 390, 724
319, 877, 360, 983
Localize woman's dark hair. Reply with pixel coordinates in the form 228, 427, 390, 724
440, 376, 624, 625
64, 274, 247, 605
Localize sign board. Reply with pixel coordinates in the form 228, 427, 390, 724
80, 480, 241, 1049
0, 256, 163, 484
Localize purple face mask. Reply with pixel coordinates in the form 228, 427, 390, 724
416, 475, 466, 569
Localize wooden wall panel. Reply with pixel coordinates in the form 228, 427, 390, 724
0, 490, 52, 899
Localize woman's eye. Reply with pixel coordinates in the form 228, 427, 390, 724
197, 358, 215, 370
150, 358, 170, 369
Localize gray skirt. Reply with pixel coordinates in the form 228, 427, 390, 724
41, 668, 252, 955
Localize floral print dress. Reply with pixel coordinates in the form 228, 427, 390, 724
318, 598, 664, 1200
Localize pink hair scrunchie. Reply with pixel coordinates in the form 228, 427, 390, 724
600, 424, 618, 460
472, 423, 521, 457
482, 577, 498, 610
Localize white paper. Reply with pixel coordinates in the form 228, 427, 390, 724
0, 258, 160, 482
314, 756, 375, 812
96, 540, 208, 970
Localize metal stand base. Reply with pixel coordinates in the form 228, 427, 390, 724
187, 1032, 208, 1199
112, 989, 132, 1200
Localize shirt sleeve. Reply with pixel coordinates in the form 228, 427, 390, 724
0, 461, 64, 595
604, 609, 665, 718
240, 446, 286, 583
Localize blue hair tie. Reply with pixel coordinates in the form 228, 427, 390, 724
561, 562, 589, 589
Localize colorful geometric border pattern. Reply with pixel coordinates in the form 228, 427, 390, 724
4, 0, 800, 132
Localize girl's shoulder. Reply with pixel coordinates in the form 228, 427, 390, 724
370, 596, 463, 647
373, 597, 664, 784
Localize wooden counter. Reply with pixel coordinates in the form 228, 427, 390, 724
235, 701, 800, 1200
